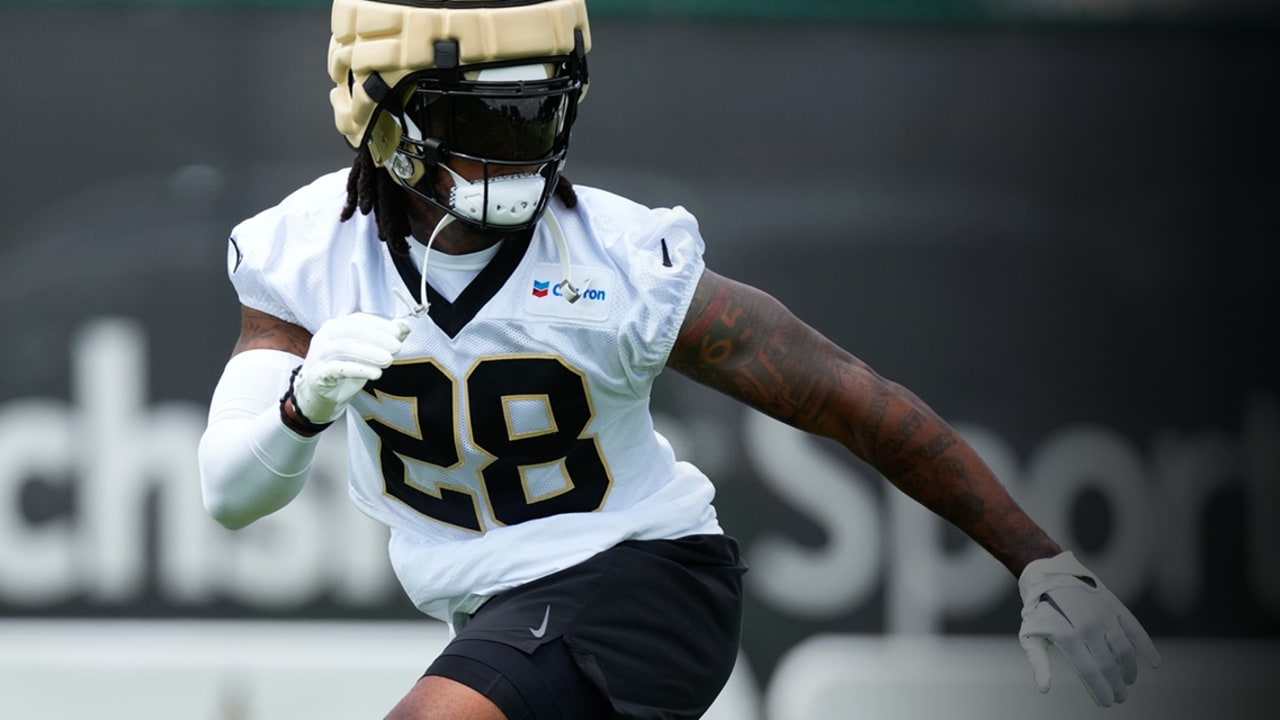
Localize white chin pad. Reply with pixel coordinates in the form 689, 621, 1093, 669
446, 169, 546, 226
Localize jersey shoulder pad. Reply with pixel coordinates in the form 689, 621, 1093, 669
570, 185, 705, 265
567, 186, 707, 381
225, 169, 353, 328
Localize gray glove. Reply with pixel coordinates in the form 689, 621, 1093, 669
1018, 551, 1162, 707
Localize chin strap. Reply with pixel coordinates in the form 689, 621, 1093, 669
393, 206, 588, 317
543, 207, 590, 303
393, 213, 457, 318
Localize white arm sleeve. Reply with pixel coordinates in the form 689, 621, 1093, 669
198, 348, 321, 529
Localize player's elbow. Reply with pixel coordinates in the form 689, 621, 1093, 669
200, 477, 261, 530
208, 508, 255, 531
203, 495, 257, 530
199, 465, 290, 529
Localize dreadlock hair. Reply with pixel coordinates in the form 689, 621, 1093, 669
339, 145, 580, 256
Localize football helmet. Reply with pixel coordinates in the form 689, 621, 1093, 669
328, 0, 590, 231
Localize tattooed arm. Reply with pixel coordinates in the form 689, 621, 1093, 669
233, 305, 313, 358
666, 269, 1060, 576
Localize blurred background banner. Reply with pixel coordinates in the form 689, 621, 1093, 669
1, 0, 1277, 718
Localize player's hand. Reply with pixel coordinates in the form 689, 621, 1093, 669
293, 313, 411, 424
1017, 551, 1161, 707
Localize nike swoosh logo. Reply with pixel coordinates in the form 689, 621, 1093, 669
228, 237, 244, 272
529, 605, 551, 638
1040, 593, 1075, 627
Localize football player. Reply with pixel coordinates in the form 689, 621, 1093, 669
197, 1, 1161, 718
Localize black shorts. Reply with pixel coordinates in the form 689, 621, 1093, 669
425, 534, 747, 720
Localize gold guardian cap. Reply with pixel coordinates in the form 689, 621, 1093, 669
327, 0, 591, 231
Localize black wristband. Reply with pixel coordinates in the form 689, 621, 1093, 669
280, 365, 334, 436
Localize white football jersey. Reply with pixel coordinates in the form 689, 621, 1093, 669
228, 170, 722, 621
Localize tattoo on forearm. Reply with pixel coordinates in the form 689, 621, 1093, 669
935, 457, 985, 527
881, 457, 928, 495
672, 273, 1060, 574
911, 431, 957, 461
836, 361, 1051, 571
860, 392, 890, 463
882, 409, 924, 456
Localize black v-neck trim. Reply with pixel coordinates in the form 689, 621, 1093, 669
389, 231, 533, 338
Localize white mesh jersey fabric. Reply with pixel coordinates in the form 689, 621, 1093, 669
227, 169, 722, 621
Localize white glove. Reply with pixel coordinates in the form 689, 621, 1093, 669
293, 313, 411, 424
1018, 551, 1162, 707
